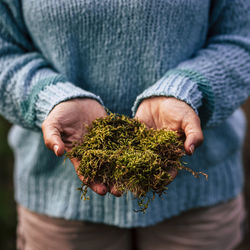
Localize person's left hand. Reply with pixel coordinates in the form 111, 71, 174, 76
135, 96, 204, 155
134, 96, 203, 184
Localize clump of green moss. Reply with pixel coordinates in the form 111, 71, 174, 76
66, 113, 207, 212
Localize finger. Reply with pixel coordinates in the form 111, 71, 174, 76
168, 167, 178, 181
183, 117, 203, 155
71, 159, 108, 196
71, 158, 85, 182
161, 167, 178, 186
109, 185, 123, 197
134, 113, 156, 129
89, 183, 108, 196
42, 122, 65, 156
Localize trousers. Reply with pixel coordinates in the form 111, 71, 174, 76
17, 194, 245, 250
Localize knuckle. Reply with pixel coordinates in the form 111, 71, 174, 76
41, 122, 46, 132
44, 138, 51, 148
196, 133, 204, 146
43, 134, 53, 149
41, 119, 49, 130
199, 137, 204, 145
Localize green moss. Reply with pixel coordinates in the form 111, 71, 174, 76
65, 113, 207, 213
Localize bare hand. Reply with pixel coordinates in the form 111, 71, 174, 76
41, 98, 121, 197
135, 97, 204, 155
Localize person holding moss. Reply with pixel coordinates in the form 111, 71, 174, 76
0, 0, 249, 249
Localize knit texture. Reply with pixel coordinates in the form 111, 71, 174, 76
1, 0, 250, 227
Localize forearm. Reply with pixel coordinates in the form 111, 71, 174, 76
0, 1, 103, 130
132, 0, 250, 128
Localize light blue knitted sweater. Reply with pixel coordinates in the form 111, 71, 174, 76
0, 0, 250, 227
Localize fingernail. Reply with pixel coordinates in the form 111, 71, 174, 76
53, 145, 59, 156
189, 145, 195, 154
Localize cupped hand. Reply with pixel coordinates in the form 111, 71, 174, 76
135, 97, 204, 155
41, 98, 121, 197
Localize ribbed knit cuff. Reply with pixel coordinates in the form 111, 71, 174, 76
35, 82, 104, 127
131, 69, 203, 116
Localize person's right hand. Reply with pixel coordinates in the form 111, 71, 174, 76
41, 98, 121, 197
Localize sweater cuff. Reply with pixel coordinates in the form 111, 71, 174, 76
131, 69, 203, 116
35, 82, 104, 128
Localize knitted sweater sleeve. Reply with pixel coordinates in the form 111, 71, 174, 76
0, 0, 103, 130
132, 0, 250, 128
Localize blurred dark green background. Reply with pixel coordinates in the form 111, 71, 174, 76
0, 116, 16, 250
1, 100, 250, 250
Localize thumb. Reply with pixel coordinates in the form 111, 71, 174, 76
183, 117, 203, 155
42, 122, 65, 156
